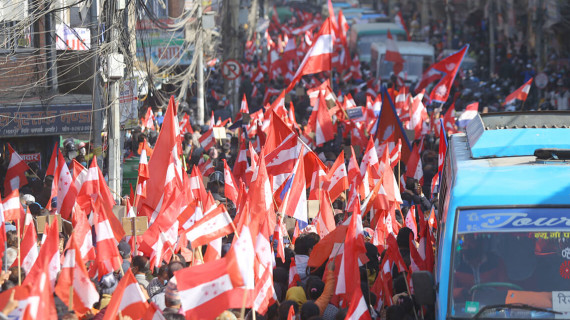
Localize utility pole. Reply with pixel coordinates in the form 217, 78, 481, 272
45, 2, 58, 91
222, 0, 241, 116
107, 0, 126, 202
445, 0, 452, 49
90, 0, 104, 170
196, 1, 205, 126
489, 0, 495, 78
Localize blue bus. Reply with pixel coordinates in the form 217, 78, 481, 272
414, 112, 570, 319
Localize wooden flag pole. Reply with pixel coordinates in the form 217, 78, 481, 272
69, 284, 74, 311
132, 217, 137, 255
240, 290, 248, 319
17, 218, 21, 285
398, 160, 401, 190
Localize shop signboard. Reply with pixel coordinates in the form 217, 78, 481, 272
0, 104, 92, 137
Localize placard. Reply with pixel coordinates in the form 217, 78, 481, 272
36, 215, 62, 234
346, 107, 364, 120
307, 200, 320, 220
213, 127, 227, 140
122, 217, 149, 236
553, 291, 570, 319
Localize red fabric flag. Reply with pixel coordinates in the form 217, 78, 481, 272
442, 102, 457, 134
3, 189, 23, 222
55, 237, 99, 316
287, 18, 334, 91
138, 96, 181, 217
314, 189, 336, 238
176, 257, 251, 319
93, 198, 122, 279
313, 92, 335, 146
22, 261, 57, 320
45, 143, 59, 177
288, 256, 301, 288
71, 203, 96, 261
233, 136, 248, 184
385, 30, 405, 76
336, 203, 367, 300
323, 150, 348, 201
375, 87, 412, 162
24, 216, 60, 290
4, 144, 31, 194
429, 45, 469, 102
345, 286, 372, 320
279, 146, 308, 223
12, 213, 37, 274
51, 149, 77, 219
103, 269, 149, 320
504, 77, 533, 105
186, 204, 234, 248
223, 159, 239, 203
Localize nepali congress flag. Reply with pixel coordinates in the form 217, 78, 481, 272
503, 77, 533, 106
429, 45, 468, 102
457, 102, 479, 128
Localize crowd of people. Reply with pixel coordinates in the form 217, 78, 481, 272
2, 1, 568, 319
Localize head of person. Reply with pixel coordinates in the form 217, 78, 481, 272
300, 301, 320, 320
462, 234, 487, 265
278, 300, 299, 320
131, 255, 149, 275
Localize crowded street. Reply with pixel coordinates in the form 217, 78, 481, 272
0, 0, 569, 319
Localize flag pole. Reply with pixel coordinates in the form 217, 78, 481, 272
17, 218, 21, 285
240, 290, 249, 319
403, 271, 419, 320
69, 284, 74, 311
397, 160, 401, 190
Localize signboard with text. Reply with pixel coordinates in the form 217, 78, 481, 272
136, 29, 194, 67
0, 105, 92, 137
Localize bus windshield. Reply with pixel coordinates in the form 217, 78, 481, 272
450, 208, 570, 319
379, 55, 424, 80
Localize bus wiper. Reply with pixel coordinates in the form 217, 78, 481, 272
473, 303, 562, 318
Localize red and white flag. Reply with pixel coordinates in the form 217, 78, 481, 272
405, 205, 418, 239
103, 269, 149, 320
45, 144, 59, 177
186, 204, 234, 248
223, 159, 239, 203
94, 199, 122, 279
13, 213, 38, 274
141, 107, 155, 131
24, 217, 60, 290
287, 18, 334, 90
313, 92, 335, 146
504, 77, 533, 105
324, 150, 348, 201
288, 256, 301, 288
442, 103, 457, 134
407, 91, 428, 140
22, 262, 57, 320
51, 149, 77, 220
179, 114, 194, 135
135, 148, 150, 204
4, 144, 30, 194
385, 30, 405, 76
71, 204, 96, 262
142, 302, 166, 320
405, 139, 424, 185
314, 189, 336, 238
55, 237, 99, 316
199, 128, 216, 151
345, 286, 372, 320
233, 137, 248, 184
3, 189, 23, 222
429, 45, 469, 102
457, 102, 479, 128
279, 146, 308, 223
177, 257, 250, 319
394, 11, 410, 40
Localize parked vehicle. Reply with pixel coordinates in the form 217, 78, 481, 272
370, 41, 434, 84
348, 22, 406, 63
